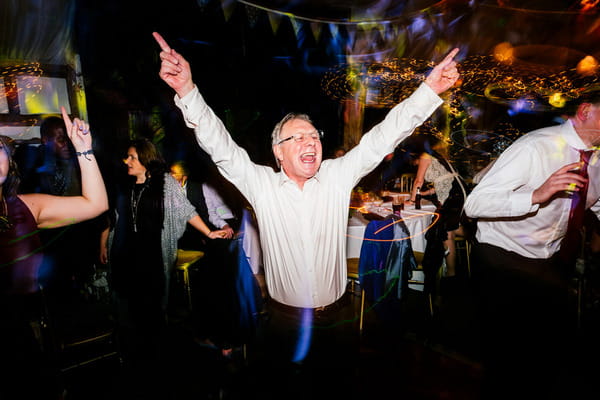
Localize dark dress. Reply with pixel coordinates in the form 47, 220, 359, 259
110, 181, 165, 322
0, 196, 43, 295
0, 196, 61, 399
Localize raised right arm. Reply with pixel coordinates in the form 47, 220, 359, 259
154, 32, 262, 203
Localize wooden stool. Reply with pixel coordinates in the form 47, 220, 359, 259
175, 249, 205, 310
454, 235, 472, 278
408, 251, 434, 317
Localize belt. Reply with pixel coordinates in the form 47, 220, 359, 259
269, 292, 350, 316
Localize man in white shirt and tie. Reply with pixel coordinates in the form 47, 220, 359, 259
464, 92, 600, 399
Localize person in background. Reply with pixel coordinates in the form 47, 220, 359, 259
37, 116, 82, 196
357, 151, 396, 193
99, 138, 228, 374
170, 160, 263, 357
19, 115, 105, 304
169, 159, 243, 354
406, 133, 468, 293
332, 146, 346, 158
169, 160, 234, 252
357, 143, 418, 193
0, 108, 108, 400
463, 91, 600, 399
155, 31, 460, 398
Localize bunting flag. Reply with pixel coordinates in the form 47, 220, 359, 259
309, 22, 323, 43
376, 22, 387, 38
357, 21, 378, 32
220, 0, 237, 21
245, 4, 262, 27
393, 30, 408, 58
268, 12, 283, 34
289, 16, 303, 39
230, 0, 439, 57
328, 23, 340, 41
346, 28, 357, 52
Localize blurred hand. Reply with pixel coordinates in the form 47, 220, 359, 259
208, 229, 229, 239
532, 162, 587, 205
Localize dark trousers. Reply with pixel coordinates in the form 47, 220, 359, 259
247, 292, 359, 399
472, 242, 574, 400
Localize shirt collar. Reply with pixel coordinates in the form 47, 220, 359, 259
565, 118, 598, 151
277, 168, 322, 187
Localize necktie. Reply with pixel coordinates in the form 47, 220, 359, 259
561, 150, 593, 262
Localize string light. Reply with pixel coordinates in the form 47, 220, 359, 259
0, 62, 44, 98
321, 57, 434, 107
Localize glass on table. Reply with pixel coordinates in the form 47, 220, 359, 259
392, 195, 403, 215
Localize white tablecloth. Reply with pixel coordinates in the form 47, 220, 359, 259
346, 204, 436, 259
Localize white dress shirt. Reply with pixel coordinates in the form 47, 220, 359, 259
202, 183, 235, 229
464, 119, 600, 259
175, 83, 442, 307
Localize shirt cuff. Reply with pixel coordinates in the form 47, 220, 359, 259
174, 85, 203, 128
415, 81, 444, 110
514, 191, 539, 215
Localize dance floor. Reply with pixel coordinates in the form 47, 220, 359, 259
59, 257, 600, 400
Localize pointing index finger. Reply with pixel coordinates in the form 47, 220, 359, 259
438, 48, 460, 67
60, 106, 72, 128
152, 32, 171, 53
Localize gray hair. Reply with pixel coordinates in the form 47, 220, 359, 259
271, 112, 313, 167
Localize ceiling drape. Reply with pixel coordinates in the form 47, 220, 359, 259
0, 0, 75, 66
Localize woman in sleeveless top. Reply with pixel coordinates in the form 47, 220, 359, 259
1, 108, 108, 399
406, 136, 467, 279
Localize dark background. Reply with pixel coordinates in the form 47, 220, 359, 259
5, 0, 599, 189
75, 0, 346, 184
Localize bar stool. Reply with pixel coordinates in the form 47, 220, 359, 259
175, 249, 205, 310
454, 235, 471, 278
38, 286, 122, 375
408, 251, 434, 316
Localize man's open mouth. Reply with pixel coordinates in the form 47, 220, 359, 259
300, 152, 316, 162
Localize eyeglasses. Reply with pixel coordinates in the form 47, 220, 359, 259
277, 130, 324, 145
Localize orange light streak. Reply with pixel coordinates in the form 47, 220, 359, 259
346, 210, 440, 243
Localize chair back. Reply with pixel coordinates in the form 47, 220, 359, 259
400, 173, 415, 193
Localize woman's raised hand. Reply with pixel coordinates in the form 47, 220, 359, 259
61, 106, 91, 153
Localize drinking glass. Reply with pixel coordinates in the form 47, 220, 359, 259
392, 196, 403, 215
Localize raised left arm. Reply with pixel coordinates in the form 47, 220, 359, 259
21, 107, 108, 228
